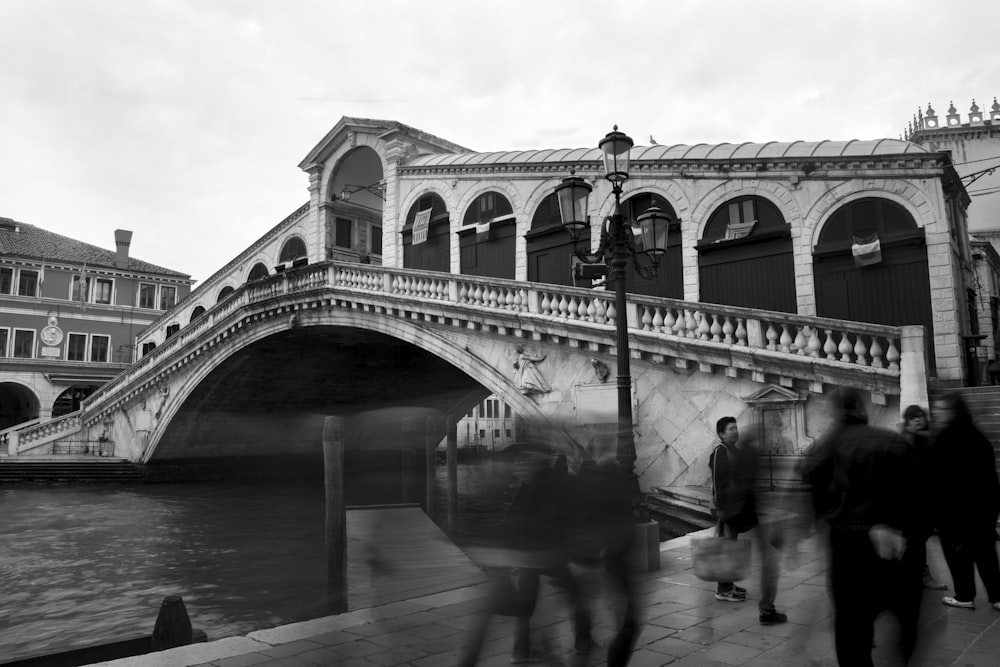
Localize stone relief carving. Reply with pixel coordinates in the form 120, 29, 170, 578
591, 358, 610, 383
513, 344, 551, 395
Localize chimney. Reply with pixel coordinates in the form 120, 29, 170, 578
114, 229, 133, 269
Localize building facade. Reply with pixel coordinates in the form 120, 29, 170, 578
136, 117, 976, 389
0, 218, 192, 436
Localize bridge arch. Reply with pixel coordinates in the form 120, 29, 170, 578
142, 308, 548, 463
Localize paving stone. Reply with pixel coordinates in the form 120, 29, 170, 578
647, 612, 705, 630
208, 653, 272, 667
699, 639, 765, 665
362, 645, 427, 666
259, 640, 325, 658
326, 639, 385, 659
645, 636, 704, 658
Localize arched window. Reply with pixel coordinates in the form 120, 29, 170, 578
698, 195, 795, 312
459, 192, 515, 279
402, 193, 450, 272
141, 341, 157, 356
217, 285, 235, 303
189, 305, 206, 323
165, 323, 180, 338
279, 237, 307, 264
247, 263, 269, 282
814, 197, 933, 371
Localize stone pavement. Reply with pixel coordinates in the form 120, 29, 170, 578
92, 493, 1000, 667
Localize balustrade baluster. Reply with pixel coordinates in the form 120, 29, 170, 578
697, 312, 711, 340
663, 309, 676, 335
780, 325, 793, 353
792, 326, 806, 355
576, 298, 588, 319
566, 297, 579, 319
641, 306, 653, 331
735, 318, 748, 346
710, 313, 723, 342
806, 327, 821, 357
587, 299, 597, 322
854, 335, 870, 367
606, 301, 617, 325
685, 310, 697, 338
722, 316, 735, 344
764, 323, 778, 351
886, 339, 901, 370
595, 299, 607, 323
838, 332, 854, 362
540, 292, 552, 315
558, 296, 570, 318
870, 336, 884, 368
823, 329, 838, 359
652, 308, 664, 333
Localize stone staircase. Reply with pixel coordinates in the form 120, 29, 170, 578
952, 386, 1000, 473
0, 456, 145, 483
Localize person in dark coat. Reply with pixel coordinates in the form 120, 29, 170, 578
901, 404, 948, 590
803, 388, 926, 666
931, 392, 1000, 610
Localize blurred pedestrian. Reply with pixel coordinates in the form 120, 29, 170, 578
457, 449, 592, 665
901, 404, 947, 590
930, 392, 1000, 611
804, 388, 925, 666
708, 417, 786, 624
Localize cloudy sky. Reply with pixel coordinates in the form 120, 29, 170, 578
1, 0, 998, 284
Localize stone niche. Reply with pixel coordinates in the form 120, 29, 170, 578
743, 384, 813, 489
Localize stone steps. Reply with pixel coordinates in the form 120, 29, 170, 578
0, 458, 145, 483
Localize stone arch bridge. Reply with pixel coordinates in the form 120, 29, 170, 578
9, 262, 925, 490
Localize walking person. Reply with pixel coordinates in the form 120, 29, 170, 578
930, 392, 1000, 611
804, 388, 926, 666
900, 404, 947, 590
708, 416, 786, 624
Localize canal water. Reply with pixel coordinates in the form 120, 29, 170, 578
0, 458, 522, 662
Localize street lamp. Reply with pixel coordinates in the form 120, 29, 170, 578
555, 126, 672, 501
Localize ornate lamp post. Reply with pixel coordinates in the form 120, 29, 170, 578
555, 126, 672, 501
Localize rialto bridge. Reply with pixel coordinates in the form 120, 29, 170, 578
9, 261, 927, 490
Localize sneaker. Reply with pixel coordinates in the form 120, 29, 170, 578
942, 596, 975, 609
760, 610, 788, 625
734, 585, 747, 595
993, 602, 1000, 611
715, 590, 747, 602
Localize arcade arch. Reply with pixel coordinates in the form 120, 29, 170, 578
459, 191, 515, 279
402, 192, 450, 273
0, 382, 40, 430
698, 194, 796, 312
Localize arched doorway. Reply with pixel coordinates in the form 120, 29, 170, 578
813, 197, 934, 371
52, 385, 100, 417
327, 147, 384, 263
402, 193, 450, 272
459, 191, 516, 279
526, 192, 593, 287
0, 382, 40, 431
621, 192, 682, 298
697, 195, 796, 312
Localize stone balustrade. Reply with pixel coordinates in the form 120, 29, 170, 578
11, 413, 82, 455
13, 260, 908, 452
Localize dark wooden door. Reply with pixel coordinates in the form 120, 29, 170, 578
402, 219, 450, 273
699, 234, 796, 312
526, 225, 592, 287
814, 239, 934, 370
459, 220, 516, 280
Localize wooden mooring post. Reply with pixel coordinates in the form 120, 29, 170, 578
322, 416, 347, 613
446, 413, 458, 535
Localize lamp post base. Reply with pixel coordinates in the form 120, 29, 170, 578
630, 520, 661, 572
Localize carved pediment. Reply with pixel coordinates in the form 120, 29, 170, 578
744, 384, 804, 405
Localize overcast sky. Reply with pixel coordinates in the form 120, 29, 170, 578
1, 0, 998, 284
